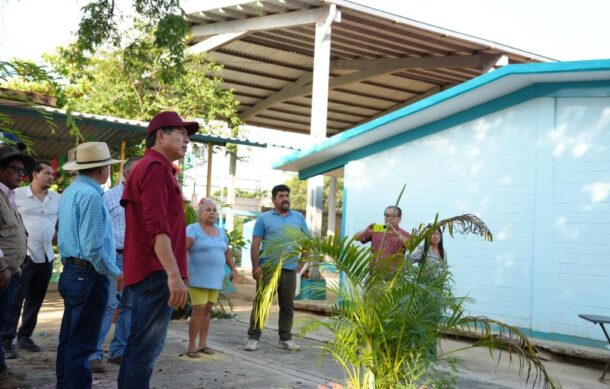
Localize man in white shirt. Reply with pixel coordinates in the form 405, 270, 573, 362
2, 161, 60, 359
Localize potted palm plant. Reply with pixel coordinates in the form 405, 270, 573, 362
253, 206, 558, 388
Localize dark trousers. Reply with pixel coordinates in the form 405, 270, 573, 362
118, 271, 172, 389
2, 256, 53, 343
0, 278, 15, 372
56, 264, 108, 389
248, 268, 296, 342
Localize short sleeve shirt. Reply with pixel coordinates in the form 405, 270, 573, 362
253, 209, 309, 270
186, 223, 228, 290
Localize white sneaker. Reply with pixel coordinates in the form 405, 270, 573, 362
278, 340, 301, 351
244, 339, 259, 351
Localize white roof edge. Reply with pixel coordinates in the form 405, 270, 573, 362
326, 0, 555, 62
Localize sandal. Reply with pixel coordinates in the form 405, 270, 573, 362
185, 350, 200, 358
198, 346, 215, 355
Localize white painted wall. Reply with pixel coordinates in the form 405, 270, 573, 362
549, 97, 610, 338
343, 96, 610, 341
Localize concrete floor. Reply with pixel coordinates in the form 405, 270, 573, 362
14, 282, 610, 388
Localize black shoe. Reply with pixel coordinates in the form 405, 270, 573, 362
17, 338, 40, 353
89, 359, 107, 373
107, 355, 123, 365
2, 342, 17, 359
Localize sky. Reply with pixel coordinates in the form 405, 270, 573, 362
1, 0, 610, 62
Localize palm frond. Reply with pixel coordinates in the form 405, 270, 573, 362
442, 314, 559, 389
253, 192, 558, 388
253, 258, 283, 329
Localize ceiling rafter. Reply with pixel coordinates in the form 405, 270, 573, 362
185, 1, 548, 136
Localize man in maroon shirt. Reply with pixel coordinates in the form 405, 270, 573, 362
118, 111, 198, 389
355, 206, 411, 273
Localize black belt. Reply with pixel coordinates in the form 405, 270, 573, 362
65, 257, 94, 270
116, 249, 124, 254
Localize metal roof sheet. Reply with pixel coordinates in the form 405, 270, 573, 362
185, 0, 554, 136
0, 103, 274, 161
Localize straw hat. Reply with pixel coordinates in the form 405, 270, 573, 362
62, 142, 121, 171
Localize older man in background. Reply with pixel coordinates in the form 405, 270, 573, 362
2, 161, 60, 359
56, 142, 122, 389
0, 146, 34, 389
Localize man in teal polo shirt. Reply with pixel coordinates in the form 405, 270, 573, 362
245, 184, 309, 352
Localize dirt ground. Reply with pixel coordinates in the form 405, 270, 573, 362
7, 281, 610, 389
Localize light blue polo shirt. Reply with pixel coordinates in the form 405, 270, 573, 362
253, 209, 309, 270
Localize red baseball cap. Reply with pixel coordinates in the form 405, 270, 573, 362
147, 111, 199, 136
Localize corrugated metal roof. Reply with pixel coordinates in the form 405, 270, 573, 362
273, 59, 610, 177
0, 102, 276, 161
185, 0, 554, 136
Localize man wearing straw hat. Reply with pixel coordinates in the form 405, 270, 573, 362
55, 142, 122, 389
118, 111, 198, 389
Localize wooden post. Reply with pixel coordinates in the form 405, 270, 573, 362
226, 151, 237, 231
119, 139, 126, 179
206, 143, 213, 198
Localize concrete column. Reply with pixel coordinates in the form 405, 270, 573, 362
306, 5, 338, 236
531, 98, 555, 333
327, 176, 337, 237
306, 175, 324, 237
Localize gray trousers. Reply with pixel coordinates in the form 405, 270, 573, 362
248, 268, 296, 342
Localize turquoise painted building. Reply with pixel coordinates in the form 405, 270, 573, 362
275, 60, 610, 346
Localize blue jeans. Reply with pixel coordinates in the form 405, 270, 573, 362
0, 278, 15, 373
109, 283, 132, 359
118, 271, 172, 389
2, 257, 53, 344
56, 264, 108, 389
89, 254, 129, 361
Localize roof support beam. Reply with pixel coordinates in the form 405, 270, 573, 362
187, 32, 245, 54
367, 85, 442, 122
239, 53, 506, 120
190, 7, 331, 37
481, 53, 509, 72
331, 53, 508, 71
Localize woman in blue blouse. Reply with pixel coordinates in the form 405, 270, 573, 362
185, 198, 237, 357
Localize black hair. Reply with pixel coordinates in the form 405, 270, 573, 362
145, 127, 175, 149
0, 156, 25, 169
123, 157, 140, 177
272, 184, 290, 198
385, 205, 402, 218
423, 227, 445, 260
33, 161, 52, 173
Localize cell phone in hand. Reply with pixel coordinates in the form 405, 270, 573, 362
372, 223, 388, 232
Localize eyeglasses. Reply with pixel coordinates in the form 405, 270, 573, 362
6, 165, 28, 176
384, 213, 396, 218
